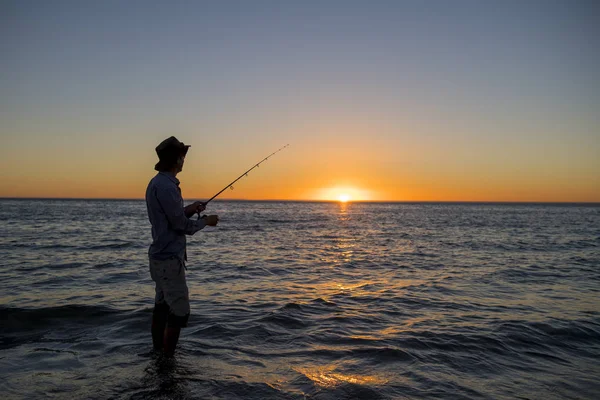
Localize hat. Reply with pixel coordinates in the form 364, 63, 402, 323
154, 136, 191, 171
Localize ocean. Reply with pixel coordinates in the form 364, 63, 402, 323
0, 199, 599, 399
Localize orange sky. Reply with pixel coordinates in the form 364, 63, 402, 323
2, 127, 599, 202
2, 2, 599, 202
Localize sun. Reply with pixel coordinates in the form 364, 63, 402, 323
338, 194, 351, 203
313, 187, 372, 202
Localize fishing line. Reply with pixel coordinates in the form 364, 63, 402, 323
198, 144, 289, 214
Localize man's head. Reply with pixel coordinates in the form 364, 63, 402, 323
154, 136, 190, 173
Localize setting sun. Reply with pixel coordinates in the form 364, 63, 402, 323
311, 187, 375, 202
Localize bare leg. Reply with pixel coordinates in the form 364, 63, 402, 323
151, 303, 169, 351
163, 326, 181, 356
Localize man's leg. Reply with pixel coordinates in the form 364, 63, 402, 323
163, 312, 189, 357
161, 258, 190, 356
149, 258, 169, 352
163, 326, 181, 356
151, 303, 169, 351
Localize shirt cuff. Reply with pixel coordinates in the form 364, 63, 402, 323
195, 216, 208, 231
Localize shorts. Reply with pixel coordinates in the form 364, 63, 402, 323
149, 257, 190, 327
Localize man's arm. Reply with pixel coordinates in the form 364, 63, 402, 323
155, 187, 207, 235
184, 201, 205, 218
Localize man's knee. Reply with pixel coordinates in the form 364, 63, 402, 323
153, 302, 170, 323
167, 312, 190, 328
165, 294, 190, 328
157, 300, 189, 328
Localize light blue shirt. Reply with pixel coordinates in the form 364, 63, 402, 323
145, 172, 206, 261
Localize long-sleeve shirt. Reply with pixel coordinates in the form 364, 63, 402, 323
145, 172, 206, 261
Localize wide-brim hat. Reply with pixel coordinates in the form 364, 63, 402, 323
154, 136, 190, 171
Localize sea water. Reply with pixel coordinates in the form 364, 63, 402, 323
0, 199, 599, 399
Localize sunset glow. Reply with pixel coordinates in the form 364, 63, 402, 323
310, 187, 374, 202
0, 3, 598, 202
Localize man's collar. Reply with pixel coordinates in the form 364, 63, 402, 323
159, 171, 180, 185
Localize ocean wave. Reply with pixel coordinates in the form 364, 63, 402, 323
311, 297, 338, 307
18, 262, 88, 271
265, 219, 296, 224
95, 271, 142, 284
93, 262, 116, 269
270, 300, 340, 317
259, 313, 309, 329
190, 323, 277, 341
495, 319, 600, 347
279, 302, 304, 311
2, 242, 78, 250
0, 304, 125, 334
87, 241, 139, 250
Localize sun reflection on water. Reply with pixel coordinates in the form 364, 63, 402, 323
295, 366, 388, 388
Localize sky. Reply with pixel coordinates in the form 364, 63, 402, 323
1, 0, 599, 202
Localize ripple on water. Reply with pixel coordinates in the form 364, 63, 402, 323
1, 200, 599, 399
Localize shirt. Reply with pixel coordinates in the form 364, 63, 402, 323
145, 172, 206, 261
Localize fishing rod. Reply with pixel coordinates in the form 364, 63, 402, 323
200, 144, 289, 210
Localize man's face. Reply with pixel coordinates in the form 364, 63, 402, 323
176, 153, 185, 172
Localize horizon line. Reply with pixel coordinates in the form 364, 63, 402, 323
1, 197, 599, 205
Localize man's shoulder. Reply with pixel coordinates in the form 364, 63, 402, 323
148, 174, 181, 203
149, 173, 177, 188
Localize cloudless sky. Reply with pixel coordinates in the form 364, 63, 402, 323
1, 0, 599, 201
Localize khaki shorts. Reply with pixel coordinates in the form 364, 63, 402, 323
149, 257, 190, 321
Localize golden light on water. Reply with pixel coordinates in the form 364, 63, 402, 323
296, 366, 388, 388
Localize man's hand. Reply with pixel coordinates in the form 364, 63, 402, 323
203, 215, 219, 226
185, 201, 206, 218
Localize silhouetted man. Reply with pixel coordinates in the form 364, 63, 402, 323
146, 136, 218, 356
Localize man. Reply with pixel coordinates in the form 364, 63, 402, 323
146, 136, 219, 356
